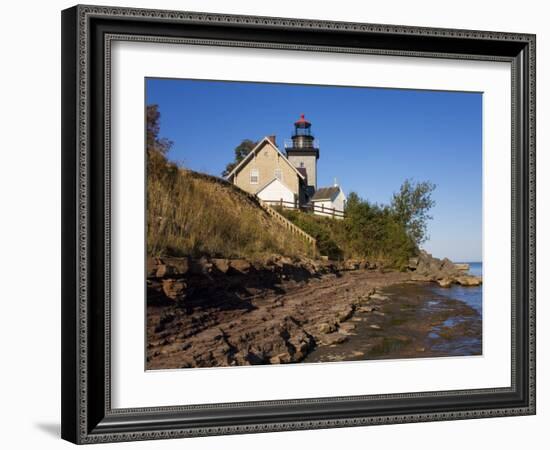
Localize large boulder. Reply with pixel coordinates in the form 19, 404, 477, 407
412, 250, 467, 281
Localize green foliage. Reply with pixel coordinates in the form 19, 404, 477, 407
147, 104, 173, 156
147, 104, 174, 181
390, 179, 436, 245
281, 192, 417, 269
279, 209, 344, 260
222, 139, 256, 177
344, 192, 417, 268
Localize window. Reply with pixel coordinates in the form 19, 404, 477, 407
274, 169, 282, 180
250, 169, 259, 184
300, 162, 304, 168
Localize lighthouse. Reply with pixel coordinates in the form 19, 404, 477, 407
284, 114, 319, 200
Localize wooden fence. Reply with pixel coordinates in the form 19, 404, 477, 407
261, 199, 346, 219
257, 200, 317, 248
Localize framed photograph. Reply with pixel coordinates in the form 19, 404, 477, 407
61, 5, 536, 444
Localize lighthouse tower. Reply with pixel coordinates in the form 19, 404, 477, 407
285, 114, 319, 200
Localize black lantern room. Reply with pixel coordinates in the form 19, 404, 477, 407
292, 114, 313, 148
286, 114, 319, 158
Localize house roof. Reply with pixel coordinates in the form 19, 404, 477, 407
295, 113, 311, 127
256, 176, 294, 195
311, 186, 342, 202
224, 137, 306, 182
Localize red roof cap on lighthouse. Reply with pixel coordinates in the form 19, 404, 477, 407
294, 113, 311, 127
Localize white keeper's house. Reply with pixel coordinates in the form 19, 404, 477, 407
225, 114, 346, 219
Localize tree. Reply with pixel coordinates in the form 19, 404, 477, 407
146, 104, 175, 181
147, 104, 173, 156
390, 179, 436, 246
222, 139, 256, 177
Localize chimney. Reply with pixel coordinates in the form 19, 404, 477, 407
267, 135, 276, 146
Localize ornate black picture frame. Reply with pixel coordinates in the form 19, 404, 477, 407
61, 4, 536, 444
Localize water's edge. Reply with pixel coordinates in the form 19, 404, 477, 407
304, 270, 482, 363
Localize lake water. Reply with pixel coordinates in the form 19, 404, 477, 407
304, 263, 483, 363
431, 262, 482, 314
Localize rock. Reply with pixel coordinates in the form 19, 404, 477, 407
437, 278, 454, 288
211, 258, 230, 274
355, 295, 371, 305
337, 305, 354, 322
343, 259, 361, 271
156, 264, 177, 278
440, 258, 457, 274
369, 324, 382, 330
357, 305, 376, 313
169, 257, 190, 275
409, 251, 480, 287
320, 333, 348, 346
318, 322, 336, 334
455, 275, 482, 286
338, 322, 356, 334
161, 279, 187, 301
410, 274, 433, 282
146, 256, 161, 277
229, 259, 252, 274
288, 333, 314, 359
269, 352, 291, 364
190, 257, 213, 275
155, 311, 176, 332
369, 293, 389, 301
407, 257, 419, 270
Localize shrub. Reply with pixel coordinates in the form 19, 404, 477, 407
280, 194, 417, 269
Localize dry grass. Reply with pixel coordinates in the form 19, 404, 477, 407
147, 168, 314, 259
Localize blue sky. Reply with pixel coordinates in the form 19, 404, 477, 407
146, 78, 482, 262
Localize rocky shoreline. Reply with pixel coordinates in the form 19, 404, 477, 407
146, 251, 481, 369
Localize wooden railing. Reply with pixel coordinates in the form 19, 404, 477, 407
257, 200, 317, 248
262, 199, 346, 219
